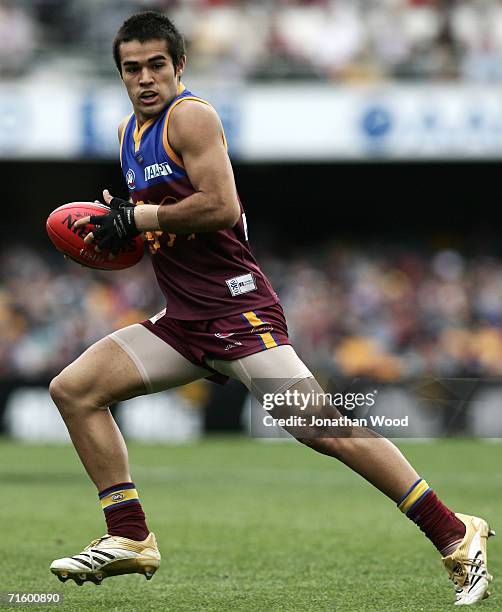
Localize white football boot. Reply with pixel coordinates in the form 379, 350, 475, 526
442, 514, 495, 605
50, 532, 160, 585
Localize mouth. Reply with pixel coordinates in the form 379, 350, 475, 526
139, 91, 160, 106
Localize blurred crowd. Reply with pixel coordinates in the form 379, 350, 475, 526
0, 248, 163, 379
3, 0, 502, 82
3, 244, 502, 381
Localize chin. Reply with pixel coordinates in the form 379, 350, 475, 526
143, 107, 161, 117
137, 101, 165, 118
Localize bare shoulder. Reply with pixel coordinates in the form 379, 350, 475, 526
169, 100, 223, 150
171, 98, 221, 127
117, 115, 131, 142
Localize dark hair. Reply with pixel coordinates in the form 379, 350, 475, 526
113, 11, 186, 74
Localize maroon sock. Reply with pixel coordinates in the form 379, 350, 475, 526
99, 482, 149, 542
407, 490, 466, 555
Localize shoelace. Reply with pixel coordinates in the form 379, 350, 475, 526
450, 555, 486, 601
81, 535, 111, 571
84, 535, 109, 550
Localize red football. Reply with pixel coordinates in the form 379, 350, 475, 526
46, 202, 144, 270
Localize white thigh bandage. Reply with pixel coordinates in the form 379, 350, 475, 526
109, 324, 209, 393
206, 345, 313, 399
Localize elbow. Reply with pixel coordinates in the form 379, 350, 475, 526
226, 205, 241, 229
216, 200, 241, 229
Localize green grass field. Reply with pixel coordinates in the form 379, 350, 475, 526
1, 437, 501, 611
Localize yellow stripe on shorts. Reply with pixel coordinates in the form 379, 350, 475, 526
242, 311, 278, 349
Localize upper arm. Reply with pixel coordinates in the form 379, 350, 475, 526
118, 115, 131, 166
168, 101, 240, 221
118, 116, 130, 143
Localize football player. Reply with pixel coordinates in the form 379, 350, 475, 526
49, 12, 493, 605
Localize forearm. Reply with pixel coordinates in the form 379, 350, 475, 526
134, 193, 238, 234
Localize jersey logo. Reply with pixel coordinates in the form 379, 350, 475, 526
149, 308, 166, 324
126, 168, 136, 190
215, 332, 236, 339
251, 324, 274, 334
224, 341, 243, 351
145, 162, 173, 181
226, 273, 257, 297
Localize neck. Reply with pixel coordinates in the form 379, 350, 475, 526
136, 115, 149, 129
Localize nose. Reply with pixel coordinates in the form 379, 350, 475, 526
139, 67, 154, 85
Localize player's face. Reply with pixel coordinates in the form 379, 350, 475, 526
119, 39, 185, 126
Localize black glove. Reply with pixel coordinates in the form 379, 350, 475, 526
89, 201, 139, 255
108, 196, 129, 210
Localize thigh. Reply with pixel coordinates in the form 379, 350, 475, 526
207, 344, 313, 398
109, 323, 211, 394
209, 346, 352, 440
56, 333, 148, 408
58, 324, 209, 407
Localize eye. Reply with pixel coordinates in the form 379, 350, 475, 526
153, 63, 165, 70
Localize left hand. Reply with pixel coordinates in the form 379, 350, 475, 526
75, 189, 139, 255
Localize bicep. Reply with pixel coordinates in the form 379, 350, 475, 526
170, 103, 238, 207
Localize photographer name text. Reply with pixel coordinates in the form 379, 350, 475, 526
263, 415, 409, 428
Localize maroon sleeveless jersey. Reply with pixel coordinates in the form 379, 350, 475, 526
120, 85, 279, 320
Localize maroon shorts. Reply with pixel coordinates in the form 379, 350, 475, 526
141, 302, 290, 384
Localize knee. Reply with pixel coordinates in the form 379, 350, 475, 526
49, 375, 68, 408
49, 372, 98, 419
49, 374, 75, 418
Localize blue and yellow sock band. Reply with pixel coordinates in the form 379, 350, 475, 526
99, 482, 140, 512
397, 478, 431, 515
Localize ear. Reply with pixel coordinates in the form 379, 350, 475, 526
176, 54, 187, 78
